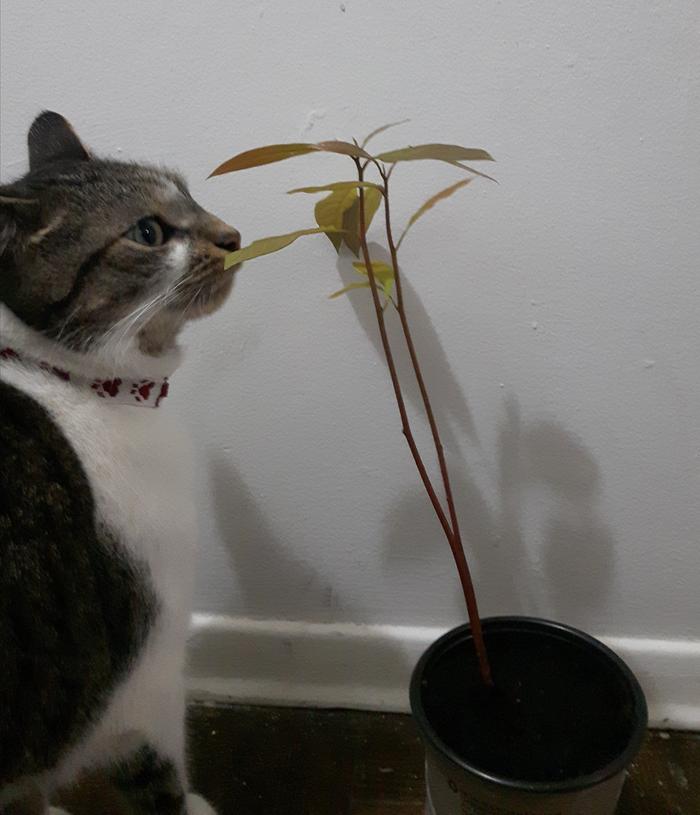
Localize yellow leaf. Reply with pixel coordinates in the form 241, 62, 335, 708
342, 187, 383, 255
375, 143, 494, 164
315, 188, 358, 228
397, 177, 473, 248
223, 228, 340, 269
315, 188, 359, 252
328, 281, 372, 299
351, 260, 395, 303
340, 199, 362, 256
352, 260, 394, 285
209, 143, 319, 177
288, 181, 383, 194
361, 119, 411, 149
362, 187, 383, 229
383, 278, 394, 301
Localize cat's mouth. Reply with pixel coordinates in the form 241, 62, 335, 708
179, 262, 239, 319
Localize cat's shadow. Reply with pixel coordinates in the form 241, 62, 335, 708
210, 457, 340, 619
208, 456, 416, 697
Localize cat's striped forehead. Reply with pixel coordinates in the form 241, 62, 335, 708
26, 158, 195, 215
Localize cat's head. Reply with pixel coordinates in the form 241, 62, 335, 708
0, 111, 240, 356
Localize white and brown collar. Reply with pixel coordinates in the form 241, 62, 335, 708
0, 304, 181, 408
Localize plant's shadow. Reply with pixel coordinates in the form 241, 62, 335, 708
382, 396, 615, 628
335, 243, 478, 447
384, 397, 615, 627
209, 456, 416, 695
333, 248, 614, 627
210, 249, 615, 664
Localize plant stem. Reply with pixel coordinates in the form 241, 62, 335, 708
354, 163, 456, 552
379, 169, 492, 687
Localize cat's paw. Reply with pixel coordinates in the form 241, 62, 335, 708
48, 808, 73, 815
186, 792, 218, 815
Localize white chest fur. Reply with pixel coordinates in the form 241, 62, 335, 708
0, 302, 202, 778
0, 362, 198, 634
2, 360, 200, 778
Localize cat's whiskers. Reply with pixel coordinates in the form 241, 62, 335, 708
180, 284, 204, 323
100, 276, 192, 370
54, 304, 85, 344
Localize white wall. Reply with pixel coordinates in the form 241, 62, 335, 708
2, 2, 699, 657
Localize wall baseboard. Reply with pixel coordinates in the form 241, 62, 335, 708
187, 614, 700, 730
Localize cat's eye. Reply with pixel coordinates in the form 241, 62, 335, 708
125, 217, 167, 247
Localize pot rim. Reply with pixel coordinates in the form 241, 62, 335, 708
410, 615, 648, 795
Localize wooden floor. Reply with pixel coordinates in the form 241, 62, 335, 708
188, 704, 700, 815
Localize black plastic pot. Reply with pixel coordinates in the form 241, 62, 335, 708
410, 617, 647, 815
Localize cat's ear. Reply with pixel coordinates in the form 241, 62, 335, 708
28, 111, 91, 171
0, 190, 41, 256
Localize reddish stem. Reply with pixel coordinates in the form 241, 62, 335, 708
354, 161, 492, 686
354, 165, 456, 548
381, 171, 492, 686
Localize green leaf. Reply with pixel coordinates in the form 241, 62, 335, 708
315, 188, 360, 252
315, 140, 373, 159
223, 228, 340, 269
288, 181, 383, 194
397, 177, 473, 248
328, 281, 372, 299
209, 143, 319, 177
375, 143, 494, 164
361, 119, 411, 149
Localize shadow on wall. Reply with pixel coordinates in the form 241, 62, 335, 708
209, 456, 415, 688
210, 457, 336, 620
210, 253, 616, 634
383, 397, 616, 628
333, 246, 615, 628
335, 242, 478, 449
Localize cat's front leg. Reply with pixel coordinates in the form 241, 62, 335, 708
107, 744, 218, 815
108, 747, 218, 814
109, 743, 186, 814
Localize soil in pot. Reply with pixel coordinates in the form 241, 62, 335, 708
420, 625, 641, 784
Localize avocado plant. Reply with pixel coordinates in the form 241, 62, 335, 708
210, 125, 650, 815
210, 122, 495, 686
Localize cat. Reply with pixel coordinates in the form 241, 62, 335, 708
0, 111, 241, 815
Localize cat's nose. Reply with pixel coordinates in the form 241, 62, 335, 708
214, 225, 241, 253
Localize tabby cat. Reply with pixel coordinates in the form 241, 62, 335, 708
0, 112, 241, 814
